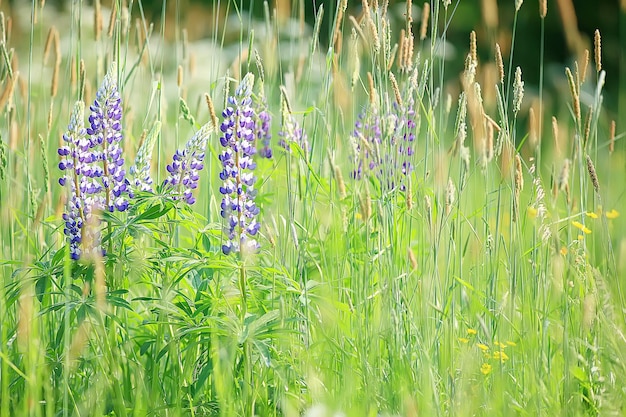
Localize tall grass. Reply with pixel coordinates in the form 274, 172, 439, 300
0, 0, 625, 416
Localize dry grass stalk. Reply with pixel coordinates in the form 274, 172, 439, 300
348, 15, 367, 44
469, 30, 477, 64
594, 29, 601, 73
362, 0, 380, 53
552, 116, 560, 155
485, 118, 494, 163
424, 195, 432, 228
580, 49, 589, 83
107, 0, 117, 38
445, 178, 456, 215
528, 107, 538, 150
334, 164, 346, 200
556, 0, 581, 52
51, 29, 61, 98
556, 158, 571, 202
419, 2, 430, 41
360, 186, 372, 220
609, 119, 616, 153
0, 71, 18, 111
389, 72, 403, 106
47, 101, 53, 132
204, 93, 219, 131
513, 154, 523, 222
332, 0, 348, 51
79, 59, 86, 101
583, 107, 592, 148
43, 27, 55, 65
408, 248, 418, 270
0, 12, 5, 44
177, 65, 183, 87
565, 68, 580, 124
70, 56, 77, 89
481, 0, 499, 28
586, 155, 600, 193
397, 28, 406, 69
367, 72, 377, 105
495, 43, 504, 84
539, 0, 547, 18
94, 0, 102, 41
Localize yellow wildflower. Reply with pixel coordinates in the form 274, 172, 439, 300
493, 350, 509, 362
586, 212, 598, 219
606, 209, 620, 219
506, 341, 517, 347
560, 247, 568, 256
467, 328, 477, 335
527, 207, 538, 218
572, 221, 591, 234
477, 343, 489, 352
458, 337, 469, 344
480, 363, 492, 375
494, 341, 507, 348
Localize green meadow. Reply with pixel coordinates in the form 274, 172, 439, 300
0, 1, 625, 416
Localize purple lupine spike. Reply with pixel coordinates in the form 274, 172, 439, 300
256, 109, 273, 158
350, 106, 383, 180
87, 68, 132, 212
219, 73, 261, 255
278, 112, 308, 155
162, 123, 212, 205
59, 101, 88, 260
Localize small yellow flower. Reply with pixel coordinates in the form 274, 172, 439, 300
560, 247, 568, 256
480, 363, 492, 375
494, 341, 507, 348
477, 343, 489, 352
355, 212, 362, 220
577, 234, 584, 241
467, 328, 477, 335
572, 221, 591, 234
527, 207, 538, 218
606, 209, 620, 219
458, 337, 469, 344
586, 212, 599, 219
493, 350, 509, 362
506, 341, 517, 347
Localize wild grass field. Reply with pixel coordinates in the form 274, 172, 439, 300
0, 0, 625, 416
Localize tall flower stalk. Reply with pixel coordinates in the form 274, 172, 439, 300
58, 65, 131, 259
218, 73, 261, 256
162, 122, 212, 205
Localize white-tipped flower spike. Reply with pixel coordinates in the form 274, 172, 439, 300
219, 73, 261, 256
513, 66, 524, 116
130, 120, 161, 192
86, 64, 133, 212
162, 122, 213, 205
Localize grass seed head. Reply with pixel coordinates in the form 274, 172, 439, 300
420, 2, 430, 41
586, 154, 600, 193
594, 29, 602, 73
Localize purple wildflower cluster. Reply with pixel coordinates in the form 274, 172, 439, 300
351, 98, 416, 191
256, 108, 273, 159
58, 66, 132, 260
277, 98, 309, 155
219, 73, 261, 255
162, 123, 212, 205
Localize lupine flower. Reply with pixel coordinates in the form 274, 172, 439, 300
129, 121, 161, 192
58, 65, 131, 260
219, 73, 261, 255
162, 122, 212, 205
350, 106, 382, 180
351, 96, 416, 191
256, 108, 273, 158
86, 66, 133, 212
59, 101, 87, 260
277, 94, 309, 156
